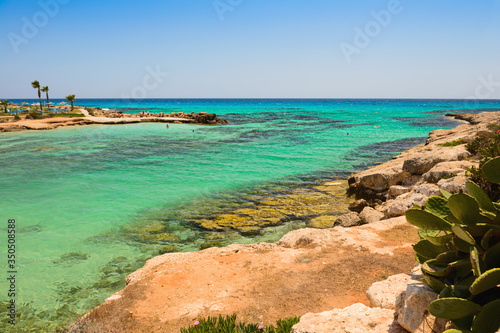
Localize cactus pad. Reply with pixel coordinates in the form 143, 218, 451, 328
448, 193, 481, 227
429, 297, 482, 319
470, 268, 500, 295
406, 209, 452, 231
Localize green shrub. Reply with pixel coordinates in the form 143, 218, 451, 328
406, 157, 500, 333
180, 314, 300, 333
13, 114, 21, 121
466, 131, 500, 157
465, 130, 500, 201
25, 112, 44, 120
438, 139, 466, 147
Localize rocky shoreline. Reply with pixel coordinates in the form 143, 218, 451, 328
0, 107, 228, 132
85, 111, 499, 332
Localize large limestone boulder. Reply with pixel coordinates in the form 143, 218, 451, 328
395, 281, 447, 333
412, 184, 441, 198
389, 185, 411, 198
402, 147, 471, 175
359, 207, 384, 224
335, 212, 363, 227
381, 193, 427, 218
437, 175, 467, 194
291, 303, 407, 333
366, 273, 416, 310
422, 161, 474, 183
350, 164, 407, 192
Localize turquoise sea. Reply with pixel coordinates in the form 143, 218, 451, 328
1, 99, 500, 331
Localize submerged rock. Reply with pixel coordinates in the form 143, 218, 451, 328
52, 252, 90, 264
158, 245, 179, 254
307, 215, 336, 228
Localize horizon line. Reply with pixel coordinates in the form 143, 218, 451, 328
4, 97, 500, 101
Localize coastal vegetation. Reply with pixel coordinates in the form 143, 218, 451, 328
406, 156, 500, 333
1, 99, 8, 113
438, 138, 466, 147
66, 94, 76, 111
42, 85, 50, 106
466, 127, 500, 201
31, 80, 43, 112
180, 314, 300, 333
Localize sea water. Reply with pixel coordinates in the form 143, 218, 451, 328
1, 99, 499, 330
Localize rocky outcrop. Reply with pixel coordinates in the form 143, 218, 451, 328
347, 112, 500, 219
135, 111, 229, 124
0, 108, 230, 133
295, 267, 448, 333
402, 146, 471, 175
366, 273, 416, 310
359, 207, 384, 224
348, 163, 407, 193
335, 212, 363, 227
291, 303, 407, 333
395, 280, 447, 333
85, 217, 419, 332
437, 175, 468, 193
422, 161, 473, 183
348, 199, 369, 213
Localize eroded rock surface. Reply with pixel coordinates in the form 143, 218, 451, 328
86, 217, 418, 332
291, 303, 407, 333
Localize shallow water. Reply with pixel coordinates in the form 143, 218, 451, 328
1, 99, 500, 330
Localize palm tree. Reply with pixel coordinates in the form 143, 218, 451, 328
65, 94, 76, 112
41, 86, 50, 108
0, 100, 8, 113
31, 80, 43, 112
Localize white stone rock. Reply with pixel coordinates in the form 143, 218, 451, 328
359, 207, 385, 224
402, 175, 423, 186
291, 303, 407, 333
412, 184, 441, 198
389, 185, 411, 198
105, 294, 121, 302
335, 212, 363, 227
402, 147, 471, 175
437, 175, 467, 194
366, 274, 415, 310
422, 161, 474, 183
382, 193, 427, 218
353, 165, 407, 192
395, 281, 447, 333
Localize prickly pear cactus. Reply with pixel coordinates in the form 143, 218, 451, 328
406, 157, 500, 333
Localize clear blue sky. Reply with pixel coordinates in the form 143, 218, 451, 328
0, 0, 499, 99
